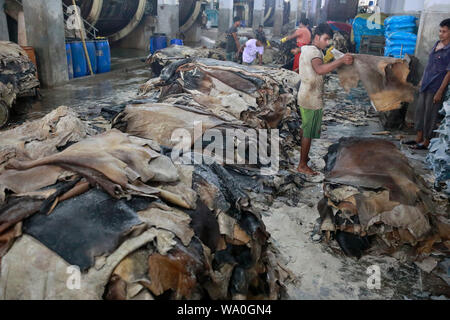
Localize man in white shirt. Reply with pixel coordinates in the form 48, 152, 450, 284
242, 36, 266, 66
297, 23, 353, 175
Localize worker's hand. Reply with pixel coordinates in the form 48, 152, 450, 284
291, 47, 301, 55
281, 37, 288, 44
266, 40, 271, 47
342, 53, 354, 65
433, 90, 443, 104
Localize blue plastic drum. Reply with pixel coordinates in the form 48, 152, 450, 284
86, 41, 98, 74
170, 39, 183, 46
70, 41, 88, 78
95, 39, 111, 73
150, 34, 167, 54
66, 43, 74, 79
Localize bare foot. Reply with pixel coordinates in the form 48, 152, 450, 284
297, 164, 319, 176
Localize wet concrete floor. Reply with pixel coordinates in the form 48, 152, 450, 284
8, 50, 150, 126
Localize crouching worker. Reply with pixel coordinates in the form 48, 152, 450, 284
297, 23, 354, 175
242, 36, 266, 66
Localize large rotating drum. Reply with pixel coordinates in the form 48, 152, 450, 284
63, 0, 147, 42
65, 0, 202, 41
179, 0, 202, 33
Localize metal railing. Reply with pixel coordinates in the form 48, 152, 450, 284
10, 0, 99, 40
62, 2, 99, 39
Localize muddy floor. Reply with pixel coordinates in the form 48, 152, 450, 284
4, 66, 449, 300
265, 75, 449, 300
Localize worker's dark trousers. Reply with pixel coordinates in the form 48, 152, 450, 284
414, 91, 443, 140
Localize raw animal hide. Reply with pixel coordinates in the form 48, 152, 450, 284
0, 41, 39, 107
6, 129, 172, 199
336, 54, 415, 112
0, 106, 94, 173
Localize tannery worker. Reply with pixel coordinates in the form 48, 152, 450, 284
406, 18, 450, 150
296, 23, 354, 176
281, 19, 312, 72
226, 16, 242, 62
241, 35, 266, 66
255, 25, 266, 43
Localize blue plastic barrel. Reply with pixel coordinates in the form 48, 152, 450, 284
86, 41, 98, 74
150, 34, 167, 54
66, 43, 74, 80
170, 38, 183, 46
95, 39, 111, 73
70, 41, 88, 78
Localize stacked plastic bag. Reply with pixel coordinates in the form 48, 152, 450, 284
427, 93, 450, 194
352, 13, 388, 53
384, 15, 418, 58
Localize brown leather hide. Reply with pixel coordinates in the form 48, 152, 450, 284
337, 54, 415, 112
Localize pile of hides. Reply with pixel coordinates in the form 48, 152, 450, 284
318, 137, 449, 265
0, 41, 39, 108
330, 31, 352, 54
427, 97, 450, 194
0, 106, 94, 174
0, 107, 291, 300
271, 39, 297, 66
322, 74, 374, 127
334, 51, 416, 112
134, 58, 302, 167
147, 45, 226, 77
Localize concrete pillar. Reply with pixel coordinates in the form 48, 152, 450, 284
290, 0, 299, 26
252, 0, 264, 28
156, 0, 179, 40
218, 0, 233, 34
184, 21, 202, 45
297, 0, 304, 21
23, 0, 68, 87
117, 15, 157, 50
0, 0, 9, 41
314, 0, 321, 26
273, 0, 284, 36
17, 11, 27, 46
305, 0, 312, 21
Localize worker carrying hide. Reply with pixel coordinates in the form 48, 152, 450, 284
296, 23, 354, 176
